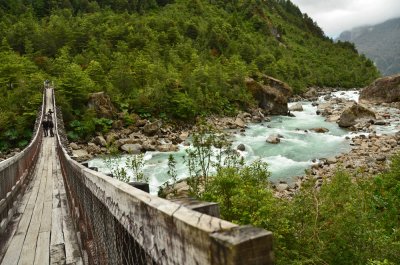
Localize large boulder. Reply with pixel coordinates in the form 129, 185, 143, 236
93, 136, 107, 147
303, 87, 318, 98
360, 74, 400, 103
143, 120, 162, 136
245, 75, 292, 115
87, 92, 117, 118
311, 127, 329, 133
69, 142, 80, 150
266, 135, 281, 144
72, 149, 91, 162
289, 102, 303, 112
87, 143, 101, 154
338, 104, 376, 128
234, 117, 245, 128
121, 144, 142, 154
237, 144, 246, 151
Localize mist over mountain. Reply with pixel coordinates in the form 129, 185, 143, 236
337, 17, 400, 76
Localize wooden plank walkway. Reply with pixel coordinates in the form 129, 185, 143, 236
0, 89, 83, 265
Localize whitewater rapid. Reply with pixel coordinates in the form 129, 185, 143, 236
88, 90, 399, 194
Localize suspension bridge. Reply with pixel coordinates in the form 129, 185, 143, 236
0, 88, 273, 265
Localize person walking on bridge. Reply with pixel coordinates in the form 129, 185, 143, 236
47, 109, 54, 121
42, 117, 49, 137
48, 118, 54, 137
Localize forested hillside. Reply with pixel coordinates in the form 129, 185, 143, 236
0, 0, 379, 150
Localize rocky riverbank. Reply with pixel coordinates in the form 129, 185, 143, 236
69, 107, 270, 162
161, 93, 400, 200
77, 88, 400, 199
77, 74, 400, 199
0, 148, 23, 162
273, 79, 400, 198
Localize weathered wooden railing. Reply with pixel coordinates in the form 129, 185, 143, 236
52, 89, 274, 265
0, 91, 45, 232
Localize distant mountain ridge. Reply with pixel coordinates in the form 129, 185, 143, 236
337, 17, 400, 76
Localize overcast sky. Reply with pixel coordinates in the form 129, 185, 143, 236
291, 0, 400, 38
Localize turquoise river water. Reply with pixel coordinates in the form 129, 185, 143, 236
89, 91, 399, 194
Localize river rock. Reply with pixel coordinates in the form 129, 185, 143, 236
276, 183, 289, 192
93, 136, 107, 147
311, 127, 329, 133
289, 102, 303, 111
338, 104, 376, 128
234, 117, 246, 128
87, 92, 117, 118
72, 149, 91, 162
70, 142, 80, 150
237, 144, 246, 151
325, 114, 340, 123
157, 144, 179, 152
376, 155, 386, 162
252, 116, 263, 123
374, 120, 388, 126
266, 135, 281, 144
142, 141, 156, 151
303, 87, 318, 98
86, 143, 101, 154
360, 74, 400, 103
121, 144, 142, 154
326, 157, 337, 164
245, 75, 292, 115
143, 120, 162, 136
237, 112, 252, 120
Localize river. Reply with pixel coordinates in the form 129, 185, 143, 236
88, 90, 399, 194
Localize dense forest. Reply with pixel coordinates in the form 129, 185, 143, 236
2, 2, 399, 265
0, 0, 379, 149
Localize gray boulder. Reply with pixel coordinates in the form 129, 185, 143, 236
121, 144, 142, 154
234, 117, 245, 128
93, 136, 107, 147
266, 135, 281, 144
311, 127, 329, 133
87, 143, 101, 154
338, 104, 376, 128
72, 149, 91, 162
237, 144, 246, 151
276, 183, 289, 192
303, 87, 318, 98
360, 74, 400, 103
143, 120, 162, 136
289, 102, 303, 112
70, 142, 80, 150
245, 75, 292, 115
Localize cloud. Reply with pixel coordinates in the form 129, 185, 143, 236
291, 0, 400, 37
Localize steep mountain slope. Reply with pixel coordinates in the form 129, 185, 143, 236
0, 0, 379, 147
337, 17, 400, 76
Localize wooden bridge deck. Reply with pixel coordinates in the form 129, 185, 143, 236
0, 90, 83, 265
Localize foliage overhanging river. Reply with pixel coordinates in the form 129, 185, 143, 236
88, 91, 384, 194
